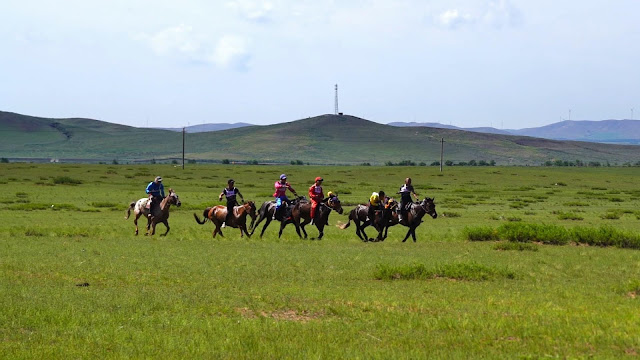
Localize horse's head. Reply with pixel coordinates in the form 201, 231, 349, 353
421, 197, 437, 219
327, 196, 343, 214
385, 198, 399, 210
167, 189, 181, 207
246, 201, 257, 220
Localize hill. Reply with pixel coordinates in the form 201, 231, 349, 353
159, 122, 253, 133
390, 119, 640, 144
1, 111, 639, 165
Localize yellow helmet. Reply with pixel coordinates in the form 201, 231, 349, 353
327, 191, 335, 198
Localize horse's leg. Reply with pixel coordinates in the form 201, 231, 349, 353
300, 221, 309, 239
250, 214, 265, 235
412, 226, 417, 242
134, 213, 140, 235
316, 223, 325, 240
161, 221, 170, 236
260, 217, 273, 238
402, 224, 412, 242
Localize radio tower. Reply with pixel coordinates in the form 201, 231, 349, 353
334, 84, 339, 115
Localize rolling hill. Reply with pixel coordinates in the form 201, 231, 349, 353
390, 119, 640, 144
1, 111, 639, 165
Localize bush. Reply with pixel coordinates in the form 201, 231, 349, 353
572, 226, 640, 249
493, 242, 539, 251
52, 176, 82, 185
375, 262, 516, 281
464, 226, 499, 241
497, 223, 570, 245
1, 158, 8, 163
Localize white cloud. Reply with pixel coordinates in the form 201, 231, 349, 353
210, 35, 251, 71
483, 0, 523, 28
226, 0, 275, 23
138, 25, 251, 71
437, 9, 475, 29
147, 24, 200, 56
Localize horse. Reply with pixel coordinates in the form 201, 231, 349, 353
286, 196, 344, 240
125, 188, 181, 236
340, 198, 399, 242
193, 201, 257, 238
249, 196, 306, 238
397, 197, 438, 242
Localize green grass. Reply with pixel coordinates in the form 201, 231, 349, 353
2, 164, 640, 358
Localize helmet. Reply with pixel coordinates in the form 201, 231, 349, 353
155, 176, 162, 182
315, 177, 323, 182
280, 174, 287, 180
327, 191, 335, 198
228, 178, 235, 184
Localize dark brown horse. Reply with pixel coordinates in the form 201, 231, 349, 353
340, 198, 399, 242
193, 201, 257, 238
286, 196, 343, 239
396, 197, 437, 242
249, 196, 305, 238
125, 188, 181, 236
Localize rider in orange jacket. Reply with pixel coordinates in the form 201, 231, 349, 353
308, 177, 324, 224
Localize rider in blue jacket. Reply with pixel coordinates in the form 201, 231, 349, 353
146, 176, 165, 215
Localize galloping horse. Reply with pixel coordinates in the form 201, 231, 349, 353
249, 196, 306, 238
125, 188, 181, 236
397, 197, 437, 242
286, 196, 344, 240
193, 201, 257, 238
340, 198, 399, 242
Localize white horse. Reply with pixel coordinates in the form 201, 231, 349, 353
125, 189, 181, 235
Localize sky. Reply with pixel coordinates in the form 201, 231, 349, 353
1, 0, 639, 129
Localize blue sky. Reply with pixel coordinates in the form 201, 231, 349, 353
1, 0, 638, 129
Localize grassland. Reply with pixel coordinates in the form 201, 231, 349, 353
1, 163, 640, 358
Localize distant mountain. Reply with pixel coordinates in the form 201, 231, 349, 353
160, 122, 254, 133
1, 110, 639, 165
509, 120, 640, 144
389, 120, 640, 144
389, 122, 512, 135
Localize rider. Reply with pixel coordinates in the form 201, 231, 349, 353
219, 179, 244, 227
273, 174, 298, 220
367, 190, 386, 226
397, 177, 419, 224
146, 176, 165, 217
308, 176, 324, 225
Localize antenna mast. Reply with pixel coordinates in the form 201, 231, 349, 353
334, 84, 339, 115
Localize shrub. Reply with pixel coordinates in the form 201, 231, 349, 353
375, 262, 515, 281
556, 211, 584, 221
497, 223, 570, 245
572, 226, 640, 249
493, 242, 539, 252
1, 158, 8, 163
464, 226, 499, 241
52, 176, 82, 185
222, 159, 230, 164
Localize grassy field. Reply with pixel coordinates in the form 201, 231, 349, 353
1, 163, 640, 358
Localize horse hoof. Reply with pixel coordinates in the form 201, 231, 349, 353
368, 238, 374, 242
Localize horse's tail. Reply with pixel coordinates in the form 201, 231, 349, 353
338, 209, 354, 229
193, 208, 211, 225
124, 201, 136, 220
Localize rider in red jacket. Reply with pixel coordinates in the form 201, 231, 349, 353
308, 177, 324, 224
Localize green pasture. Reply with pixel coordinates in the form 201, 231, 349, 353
1, 163, 640, 358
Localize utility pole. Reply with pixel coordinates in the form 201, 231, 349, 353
440, 138, 444, 172
182, 127, 185, 170
334, 84, 339, 115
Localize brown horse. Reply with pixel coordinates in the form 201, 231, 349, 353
125, 188, 181, 236
340, 198, 398, 242
193, 201, 257, 238
285, 196, 343, 239
396, 197, 437, 242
